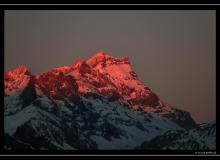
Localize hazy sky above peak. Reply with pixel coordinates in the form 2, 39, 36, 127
5, 10, 215, 123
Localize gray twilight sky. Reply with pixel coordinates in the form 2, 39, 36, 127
5, 10, 215, 123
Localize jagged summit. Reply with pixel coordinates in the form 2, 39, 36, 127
4, 65, 33, 97
87, 52, 111, 67
87, 52, 130, 68
6, 64, 31, 77
94, 52, 111, 58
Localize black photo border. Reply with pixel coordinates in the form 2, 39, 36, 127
0, 4, 218, 156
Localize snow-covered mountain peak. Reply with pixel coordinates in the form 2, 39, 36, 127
95, 52, 111, 58
87, 52, 130, 68
5, 52, 205, 150
4, 65, 34, 97
6, 65, 31, 77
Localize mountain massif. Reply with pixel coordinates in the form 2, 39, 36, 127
4, 52, 216, 150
